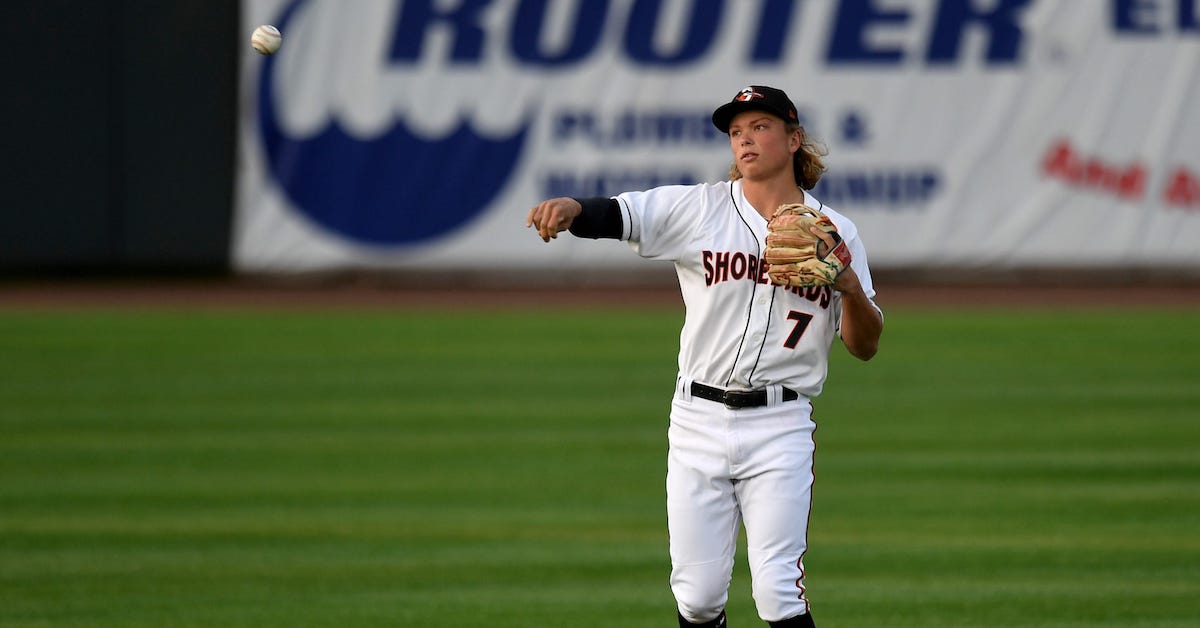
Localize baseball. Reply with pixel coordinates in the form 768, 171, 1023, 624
250, 25, 282, 55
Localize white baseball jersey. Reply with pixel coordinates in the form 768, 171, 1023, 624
614, 179, 879, 398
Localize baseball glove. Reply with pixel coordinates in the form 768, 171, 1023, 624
764, 203, 852, 287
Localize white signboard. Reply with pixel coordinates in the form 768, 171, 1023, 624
235, 0, 1200, 272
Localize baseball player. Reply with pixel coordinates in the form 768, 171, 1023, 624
526, 86, 883, 627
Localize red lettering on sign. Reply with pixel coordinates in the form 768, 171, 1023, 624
1042, 139, 1146, 200
1164, 167, 1200, 209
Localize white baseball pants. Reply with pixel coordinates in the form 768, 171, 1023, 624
667, 379, 816, 624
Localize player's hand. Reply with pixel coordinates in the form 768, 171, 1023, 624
809, 225, 836, 257
809, 226, 860, 293
526, 197, 583, 242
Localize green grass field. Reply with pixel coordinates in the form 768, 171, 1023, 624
1, 304, 1197, 627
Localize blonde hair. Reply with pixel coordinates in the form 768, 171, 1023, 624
728, 124, 827, 190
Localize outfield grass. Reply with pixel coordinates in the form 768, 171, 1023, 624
0, 305, 1197, 627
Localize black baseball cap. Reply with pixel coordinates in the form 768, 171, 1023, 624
711, 85, 799, 133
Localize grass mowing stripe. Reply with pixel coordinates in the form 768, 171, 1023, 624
0, 307, 1196, 626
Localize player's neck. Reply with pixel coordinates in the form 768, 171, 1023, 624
740, 176, 806, 221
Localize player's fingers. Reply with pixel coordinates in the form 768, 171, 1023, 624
809, 226, 835, 247
527, 203, 553, 241
545, 204, 572, 239
538, 208, 559, 241
529, 198, 580, 242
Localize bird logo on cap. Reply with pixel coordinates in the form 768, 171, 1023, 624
735, 87, 764, 102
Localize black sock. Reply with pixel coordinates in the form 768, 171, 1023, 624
768, 612, 815, 627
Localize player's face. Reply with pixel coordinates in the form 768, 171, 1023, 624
727, 111, 799, 182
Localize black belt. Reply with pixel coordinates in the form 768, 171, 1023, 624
690, 382, 798, 408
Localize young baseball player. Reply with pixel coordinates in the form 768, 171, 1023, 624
526, 86, 883, 627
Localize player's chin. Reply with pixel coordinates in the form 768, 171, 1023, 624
737, 161, 762, 177
739, 167, 775, 182
738, 159, 785, 180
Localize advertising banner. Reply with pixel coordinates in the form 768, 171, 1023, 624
235, 0, 1200, 272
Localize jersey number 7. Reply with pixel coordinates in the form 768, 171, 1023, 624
784, 311, 814, 349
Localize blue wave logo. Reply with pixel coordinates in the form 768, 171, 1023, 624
258, 0, 530, 246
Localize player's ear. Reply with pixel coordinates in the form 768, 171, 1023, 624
789, 127, 802, 153
782, 124, 801, 151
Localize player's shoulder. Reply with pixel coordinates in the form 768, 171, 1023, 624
804, 190, 860, 239
617, 181, 727, 208
652, 181, 729, 199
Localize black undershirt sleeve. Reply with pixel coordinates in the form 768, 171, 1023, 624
568, 197, 623, 240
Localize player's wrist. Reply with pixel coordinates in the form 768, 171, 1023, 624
568, 197, 622, 239
832, 267, 861, 294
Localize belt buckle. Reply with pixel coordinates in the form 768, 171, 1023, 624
721, 390, 753, 409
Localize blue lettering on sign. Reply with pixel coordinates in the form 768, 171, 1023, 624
839, 110, 870, 146
551, 108, 837, 148
390, 0, 489, 62
1112, 0, 1200, 34
828, 0, 1031, 64
812, 169, 941, 208
1114, 0, 1162, 33
624, 0, 724, 65
751, 0, 800, 61
828, 0, 910, 63
511, 0, 608, 64
392, 0, 724, 66
544, 170, 700, 198
553, 110, 726, 147
389, 0, 1031, 67
926, 0, 1030, 62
